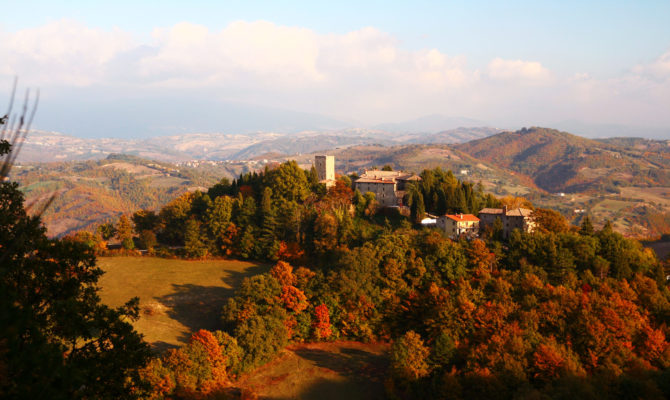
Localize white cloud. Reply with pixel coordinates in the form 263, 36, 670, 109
486, 58, 553, 84
632, 50, 670, 81
1, 20, 669, 128
0, 19, 133, 86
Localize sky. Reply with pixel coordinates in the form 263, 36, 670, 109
2, 1, 670, 138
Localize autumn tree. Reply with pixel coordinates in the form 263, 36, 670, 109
117, 214, 135, 249
0, 90, 150, 398
313, 304, 332, 340
534, 208, 570, 233
391, 331, 431, 381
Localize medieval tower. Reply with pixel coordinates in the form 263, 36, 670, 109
314, 155, 335, 182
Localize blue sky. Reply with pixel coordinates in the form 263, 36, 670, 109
2, 1, 670, 137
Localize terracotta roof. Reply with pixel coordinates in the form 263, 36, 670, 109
478, 207, 533, 217
506, 208, 533, 217
444, 214, 480, 222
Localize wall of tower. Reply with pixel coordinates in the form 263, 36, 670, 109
315, 155, 335, 181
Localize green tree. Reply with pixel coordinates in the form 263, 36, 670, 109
391, 331, 431, 381
257, 187, 279, 260
97, 222, 117, 240
158, 192, 194, 245
206, 195, 234, 239
138, 229, 157, 251
580, 215, 594, 236
184, 218, 208, 258
132, 209, 160, 234
409, 188, 425, 224
264, 161, 309, 202
1, 131, 150, 397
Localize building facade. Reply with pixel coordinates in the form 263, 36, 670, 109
354, 170, 421, 207
478, 205, 535, 238
314, 155, 335, 187
437, 214, 480, 239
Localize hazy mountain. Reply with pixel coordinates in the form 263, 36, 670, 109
552, 120, 670, 140
374, 114, 489, 133
398, 127, 501, 144
36, 91, 354, 138
19, 127, 500, 163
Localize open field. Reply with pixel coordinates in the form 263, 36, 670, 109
97, 257, 267, 351
235, 341, 389, 400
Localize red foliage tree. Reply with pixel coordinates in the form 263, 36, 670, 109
313, 304, 332, 339
271, 261, 296, 286
280, 285, 308, 313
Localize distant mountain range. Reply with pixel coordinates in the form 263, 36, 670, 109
19, 127, 500, 163
14, 125, 670, 238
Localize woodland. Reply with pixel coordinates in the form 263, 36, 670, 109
56, 160, 670, 399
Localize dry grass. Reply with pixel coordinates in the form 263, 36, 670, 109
97, 256, 268, 351
235, 341, 389, 400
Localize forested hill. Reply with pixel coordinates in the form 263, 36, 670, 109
11, 154, 253, 237
455, 127, 670, 193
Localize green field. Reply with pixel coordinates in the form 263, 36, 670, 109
97, 256, 268, 351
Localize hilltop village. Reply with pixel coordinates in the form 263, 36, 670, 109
314, 154, 535, 239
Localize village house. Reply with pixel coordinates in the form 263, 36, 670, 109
478, 205, 535, 238
437, 213, 480, 239
354, 170, 422, 207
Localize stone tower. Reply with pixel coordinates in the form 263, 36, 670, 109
314, 155, 335, 182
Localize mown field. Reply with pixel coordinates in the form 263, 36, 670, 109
97, 257, 268, 351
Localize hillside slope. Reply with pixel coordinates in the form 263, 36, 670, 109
455, 127, 670, 193
12, 155, 252, 237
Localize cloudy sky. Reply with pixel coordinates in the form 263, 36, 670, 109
2, 0, 670, 138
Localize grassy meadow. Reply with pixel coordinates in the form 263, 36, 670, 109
97, 257, 268, 351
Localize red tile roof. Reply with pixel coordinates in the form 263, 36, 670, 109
445, 214, 480, 222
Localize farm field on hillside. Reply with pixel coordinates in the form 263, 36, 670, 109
97, 257, 268, 351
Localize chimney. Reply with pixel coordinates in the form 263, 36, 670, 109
503, 205, 508, 215
460, 214, 463, 219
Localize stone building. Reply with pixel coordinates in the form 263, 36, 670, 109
478, 205, 535, 238
314, 155, 335, 187
354, 170, 421, 207
437, 214, 480, 239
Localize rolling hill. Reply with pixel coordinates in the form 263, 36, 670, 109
18, 127, 499, 163
455, 127, 670, 193
13, 127, 670, 238
12, 154, 257, 237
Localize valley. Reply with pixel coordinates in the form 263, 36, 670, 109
16, 127, 670, 238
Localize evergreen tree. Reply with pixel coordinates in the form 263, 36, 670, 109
235, 194, 257, 229
257, 187, 279, 260
206, 195, 234, 240
184, 218, 208, 258
410, 189, 425, 224
454, 187, 468, 214
580, 215, 595, 235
